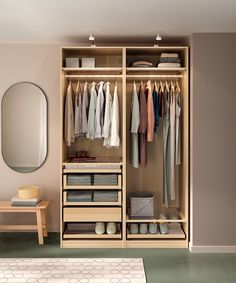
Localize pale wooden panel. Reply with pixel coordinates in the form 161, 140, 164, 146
126, 240, 188, 248
61, 240, 124, 248
63, 207, 122, 222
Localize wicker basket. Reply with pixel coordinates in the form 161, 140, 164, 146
18, 186, 40, 199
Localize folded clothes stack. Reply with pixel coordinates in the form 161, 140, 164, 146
67, 191, 93, 202
11, 197, 41, 207
131, 60, 153, 68
93, 174, 118, 185
158, 53, 181, 68
93, 191, 118, 202
67, 174, 92, 185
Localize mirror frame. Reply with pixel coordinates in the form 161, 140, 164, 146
1, 81, 48, 173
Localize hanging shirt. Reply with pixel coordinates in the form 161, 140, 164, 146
146, 80, 154, 142
152, 86, 159, 132
87, 82, 97, 140
74, 81, 83, 138
64, 81, 75, 146
131, 82, 140, 168
82, 81, 89, 134
103, 82, 112, 147
95, 81, 105, 139
175, 91, 181, 165
110, 84, 120, 147
163, 91, 170, 207
169, 90, 176, 201
139, 81, 148, 167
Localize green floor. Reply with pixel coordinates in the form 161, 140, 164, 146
0, 233, 236, 283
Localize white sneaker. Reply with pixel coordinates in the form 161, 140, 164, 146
95, 222, 105, 235
106, 222, 116, 235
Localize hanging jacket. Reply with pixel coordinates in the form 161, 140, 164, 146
64, 81, 75, 146
87, 82, 97, 140
82, 81, 89, 134
95, 81, 105, 139
110, 84, 120, 147
74, 81, 83, 138
131, 82, 140, 168
103, 82, 112, 147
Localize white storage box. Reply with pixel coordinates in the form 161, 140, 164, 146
81, 57, 95, 68
65, 57, 80, 68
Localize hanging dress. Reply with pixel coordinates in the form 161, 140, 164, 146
95, 81, 105, 139
103, 82, 112, 147
175, 91, 181, 165
152, 83, 159, 132
82, 81, 89, 134
87, 82, 97, 140
110, 83, 120, 147
163, 91, 170, 207
169, 90, 176, 201
131, 82, 140, 168
64, 81, 75, 146
139, 81, 148, 167
146, 80, 154, 142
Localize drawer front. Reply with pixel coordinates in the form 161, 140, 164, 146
63, 207, 122, 222
63, 191, 122, 206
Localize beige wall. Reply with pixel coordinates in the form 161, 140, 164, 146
0, 45, 60, 231
191, 33, 236, 246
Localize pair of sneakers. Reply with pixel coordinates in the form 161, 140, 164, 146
95, 222, 116, 235
159, 213, 169, 234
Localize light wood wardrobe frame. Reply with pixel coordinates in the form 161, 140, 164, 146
60, 46, 189, 249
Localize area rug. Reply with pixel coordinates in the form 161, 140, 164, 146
0, 258, 146, 283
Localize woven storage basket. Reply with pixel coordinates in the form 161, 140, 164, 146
18, 186, 40, 199
129, 192, 154, 219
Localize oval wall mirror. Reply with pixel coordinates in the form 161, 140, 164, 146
1, 82, 47, 173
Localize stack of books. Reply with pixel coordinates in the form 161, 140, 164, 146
11, 197, 41, 207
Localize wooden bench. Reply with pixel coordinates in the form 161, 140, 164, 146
0, 201, 49, 245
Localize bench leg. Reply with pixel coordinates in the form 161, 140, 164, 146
41, 210, 48, 237
36, 211, 44, 245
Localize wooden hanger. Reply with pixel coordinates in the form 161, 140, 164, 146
160, 81, 164, 92
176, 80, 181, 93
171, 80, 175, 92
165, 80, 170, 92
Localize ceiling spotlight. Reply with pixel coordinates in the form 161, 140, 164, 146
89, 34, 96, 47
156, 34, 162, 41
154, 34, 162, 47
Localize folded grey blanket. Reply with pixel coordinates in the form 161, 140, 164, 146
159, 57, 180, 64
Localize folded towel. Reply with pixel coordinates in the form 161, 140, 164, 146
160, 53, 179, 58
159, 57, 181, 64
158, 63, 181, 68
67, 191, 93, 202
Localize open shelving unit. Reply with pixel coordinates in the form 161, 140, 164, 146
60, 46, 189, 248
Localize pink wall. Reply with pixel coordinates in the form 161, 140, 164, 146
0, 45, 61, 231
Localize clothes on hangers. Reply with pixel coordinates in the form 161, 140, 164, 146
139, 81, 148, 167
103, 82, 112, 147
87, 82, 97, 140
82, 81, 89, 134
175, 91, 181, 165
131, 82, 140, 168
146, 80, 154, 142
169, 89, 176, 201
64, 81, 75, 146
110, 83, 120, 147
152, 83, 159, 132
74, 81, 83, 138
95, 81, 105, 139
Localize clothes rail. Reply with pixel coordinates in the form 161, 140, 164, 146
65, 75, 123, 79
126, 74, 183, 79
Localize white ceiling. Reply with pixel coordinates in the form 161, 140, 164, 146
0, 0, 236, 44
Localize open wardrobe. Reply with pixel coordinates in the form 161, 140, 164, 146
60, 46, 189, 248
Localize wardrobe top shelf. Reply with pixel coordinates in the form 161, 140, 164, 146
62, 67, 123, 72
